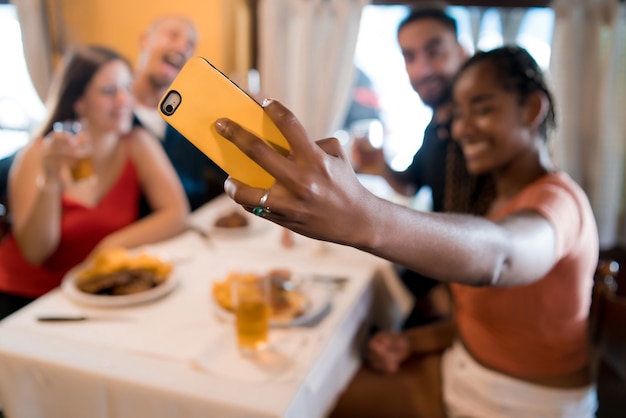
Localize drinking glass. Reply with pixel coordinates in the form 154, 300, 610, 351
53, 120, 94, 182
349, 118, 384, 174
231, 273, 270, 353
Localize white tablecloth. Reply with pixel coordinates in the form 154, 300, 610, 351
0, 195, 412, 418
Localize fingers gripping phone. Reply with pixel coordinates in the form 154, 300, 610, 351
158, 56, 290, 189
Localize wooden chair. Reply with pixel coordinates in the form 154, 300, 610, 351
590, 258, 626, 417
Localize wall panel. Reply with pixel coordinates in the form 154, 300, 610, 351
50, 0, 233, 72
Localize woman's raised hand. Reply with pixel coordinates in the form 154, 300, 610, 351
41, 122, 90, 182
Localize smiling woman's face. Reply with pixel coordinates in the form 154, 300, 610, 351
451, 61, 535, 176
74, 59, 134, 135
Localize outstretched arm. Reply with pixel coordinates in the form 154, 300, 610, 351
217, 99, 558, 288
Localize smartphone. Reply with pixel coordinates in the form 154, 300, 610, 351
158, 56, 290, 189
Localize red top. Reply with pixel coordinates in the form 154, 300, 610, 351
451, 172, 598, 378
0, 160, 139, 298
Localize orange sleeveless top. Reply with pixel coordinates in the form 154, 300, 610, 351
451, 172, 598, 378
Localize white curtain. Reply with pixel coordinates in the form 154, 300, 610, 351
257, 0, 369, 140
11, 0, 55, 102
550, 0, 626, 249
468, 6, 485, 52
499, 7, 526, 45
468, 7, 525, 52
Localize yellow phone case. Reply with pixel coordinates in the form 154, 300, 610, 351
158, 56, 289, 189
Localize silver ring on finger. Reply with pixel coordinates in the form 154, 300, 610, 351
252, 189, 271, 217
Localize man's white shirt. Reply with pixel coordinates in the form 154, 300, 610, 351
135, 105, 167, 141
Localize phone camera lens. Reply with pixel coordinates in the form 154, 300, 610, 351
161, 91, 181, 116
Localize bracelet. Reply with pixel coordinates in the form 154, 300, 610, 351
36, 175, 63, 192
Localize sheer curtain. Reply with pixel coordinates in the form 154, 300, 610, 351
550, 0, 626, 248
257, 0, 369, 140
499, 7, 526, 45
11, 0, 55, 103
465, 7, 525, 52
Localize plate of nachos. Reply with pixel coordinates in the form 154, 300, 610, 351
61, 247, 177, 307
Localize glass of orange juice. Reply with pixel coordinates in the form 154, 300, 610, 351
231, 273, 270, 353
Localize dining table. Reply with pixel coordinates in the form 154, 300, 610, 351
0, 193, 413, 418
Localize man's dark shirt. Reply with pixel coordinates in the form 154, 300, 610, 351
133, 116, 227, 214
402, 117, 450, 213
396, 116, 452, 329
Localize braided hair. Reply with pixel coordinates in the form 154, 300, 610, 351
444, 140, 495, 215
444, 46, 556, 215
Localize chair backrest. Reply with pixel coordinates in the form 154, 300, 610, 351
0, 199, 9, 240
0, 151, 15, 201
0, 152, 15, 240
590, 259, 626, 382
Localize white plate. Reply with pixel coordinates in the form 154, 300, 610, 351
61, 263, 178, 308
213, 279, 331, 328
